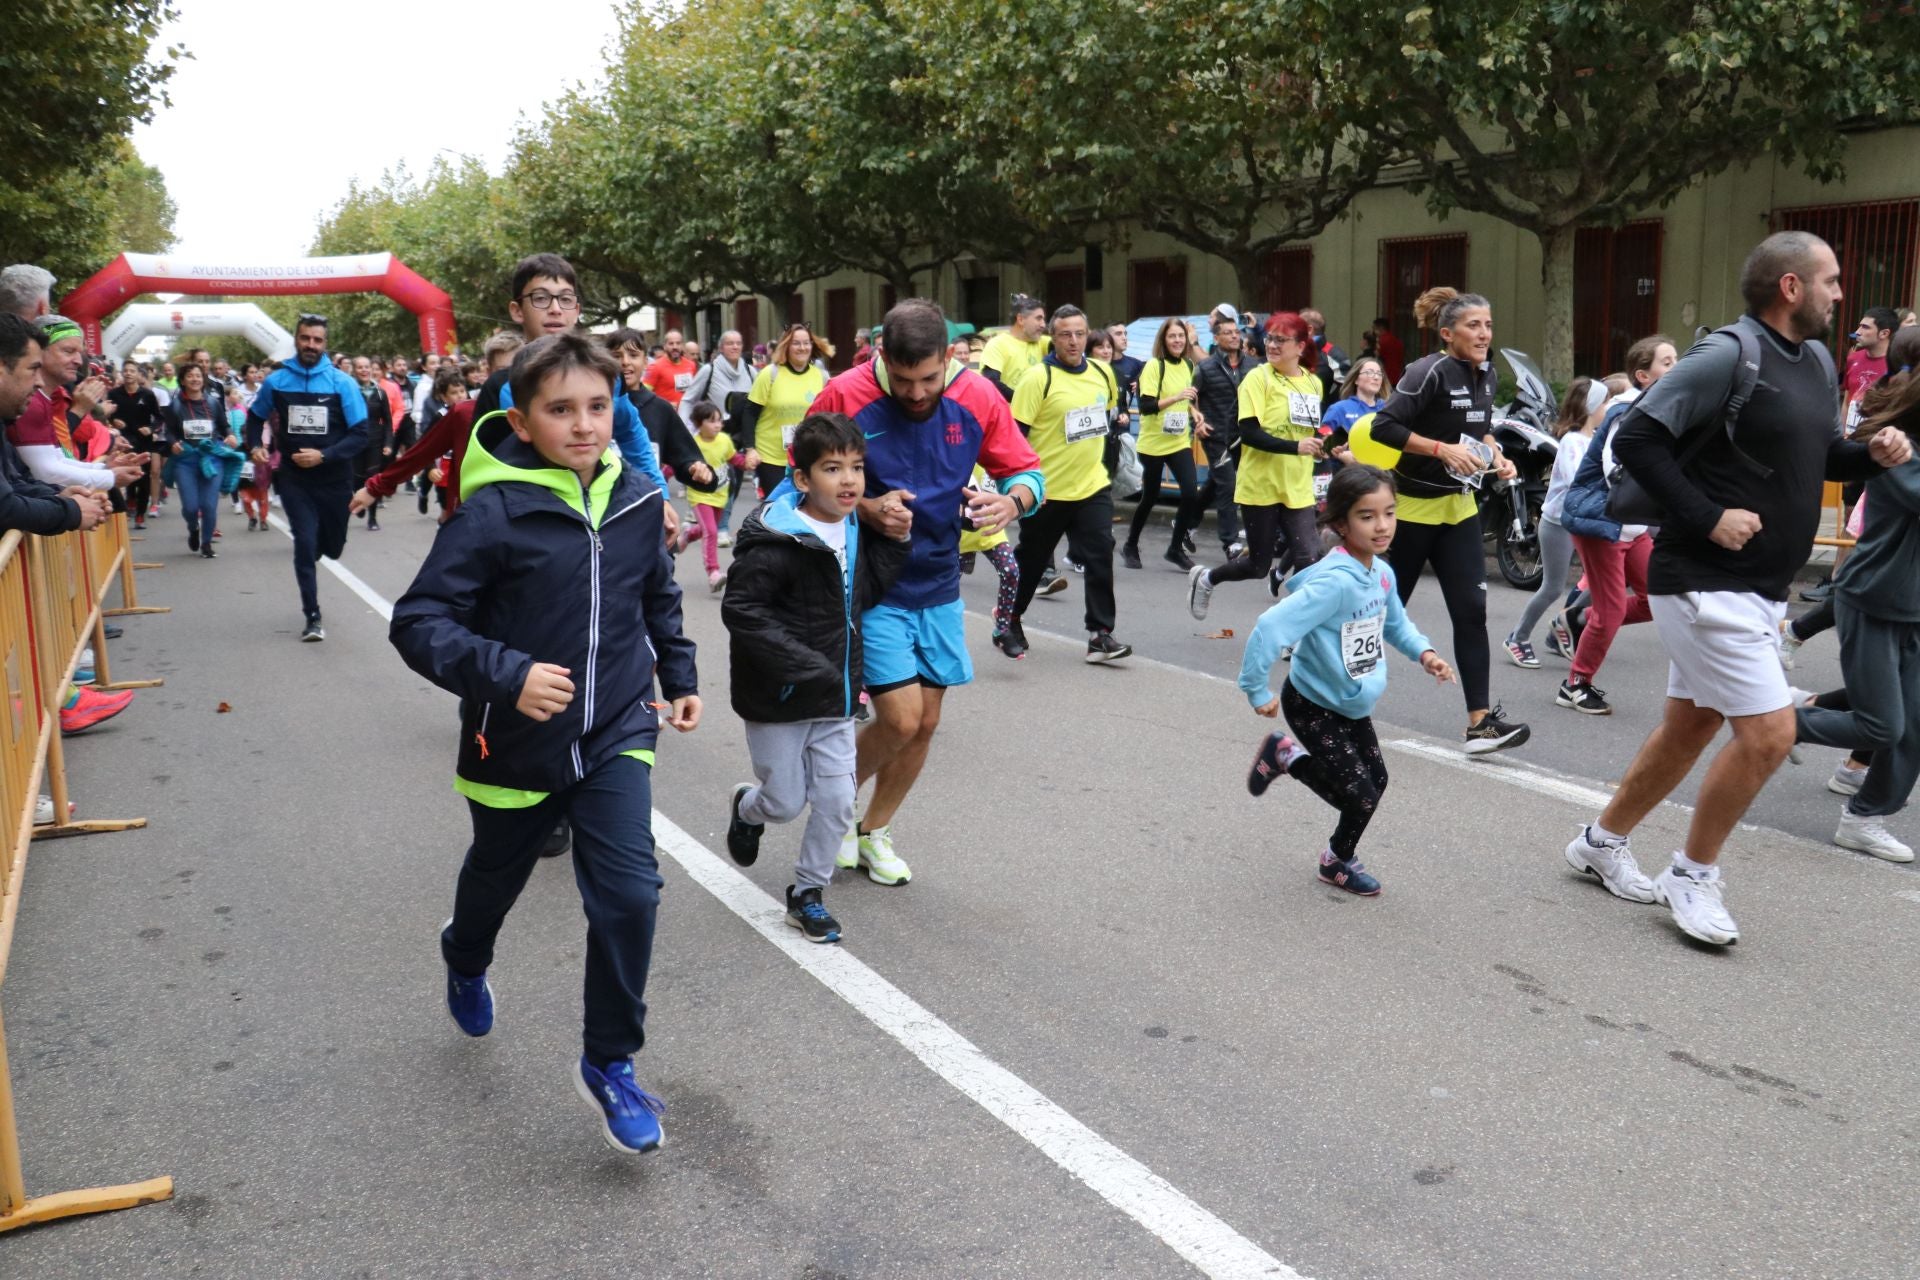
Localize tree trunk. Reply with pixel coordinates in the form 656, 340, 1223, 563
1231, 253, 1264, 315
764, 285, 796, 331
1539, 224, 1577, 387
887, 269, 917, 301
1022, 248, 1048, 301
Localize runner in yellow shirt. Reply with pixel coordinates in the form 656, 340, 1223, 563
1124, 317, 1205, 572
742, 322, 830, 495
1188, 311, 1328, 621
1000, 305, 1132, 664
979, 293, 1049, 402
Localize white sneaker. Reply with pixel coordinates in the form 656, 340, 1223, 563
717, 531, 732, 549
1652, 865, 1739, 946
1564, 827, 1655, 903
1776, 619, 1802, 670
836, 826, 859, 870
1834, 809, 1915, 863
34, 793, 53, 825
1186, 565, 1213, 621
1828, 761, 1867, 796
857, 825, 911, 886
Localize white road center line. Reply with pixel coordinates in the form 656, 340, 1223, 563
298, 528, 1304, 1279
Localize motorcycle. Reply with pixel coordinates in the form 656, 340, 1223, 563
1479, 349, 1560, 590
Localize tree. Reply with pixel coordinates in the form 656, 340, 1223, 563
103, 144, 178, 256
0, 1, 181, 283
1331, 0, 1920, 382
921, 0, 1386, 308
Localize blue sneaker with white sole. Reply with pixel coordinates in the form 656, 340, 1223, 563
445, 965, 494, 1037
573, 1056, 666, 1153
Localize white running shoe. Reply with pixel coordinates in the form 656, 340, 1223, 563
836, 826, 859, 870
1776, 619, 1802, 670
1652, 865, 1739, 946
1834, 810, 1915, 863
1828, 761, 1867, 796
857, 825, 911, 886
717, 531, 733, 548
1564, 827, 1655, 903
1186, 565, 1213, 621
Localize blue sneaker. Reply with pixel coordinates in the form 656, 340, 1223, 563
445, 965, 494, 1037
573, 1056, 666, 1153
1318, 854, 1382, 897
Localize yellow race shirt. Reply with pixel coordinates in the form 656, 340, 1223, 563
1235, 366, 1323, 509
748, 362, 827, 460
1138, 356, 1200, 457
688, 431, 736, 508
980, 332, 1049, 394
1011, 357, 1116, 503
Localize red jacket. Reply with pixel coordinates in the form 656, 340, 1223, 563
366, 400, 476, 513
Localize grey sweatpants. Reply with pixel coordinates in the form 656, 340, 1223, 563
738, 718, 858, 890
1797, 600, 1920, 819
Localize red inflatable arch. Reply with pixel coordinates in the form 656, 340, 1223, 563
60, 252, 458, 357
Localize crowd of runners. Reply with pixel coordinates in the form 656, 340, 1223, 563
4, 230, 1917, 1155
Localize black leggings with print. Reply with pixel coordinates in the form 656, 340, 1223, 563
1281, 680, 1388, 862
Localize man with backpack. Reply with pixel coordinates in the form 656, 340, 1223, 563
1560, 232, 1913, 948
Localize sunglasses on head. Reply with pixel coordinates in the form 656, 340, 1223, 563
297, 313, 328, 327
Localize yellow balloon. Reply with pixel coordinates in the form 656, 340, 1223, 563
1347, 412, 1401, 470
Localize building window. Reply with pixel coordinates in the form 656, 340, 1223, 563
789, 294, 805, 326
1378, 234, 1469, 358
962, 276, 1000, 331
1257, 248, 1312, 313
1774, 198, 1920, 358
1129, 258, 1189, 318
1044, 265, 1086, 313
1574, 221, 1663, 374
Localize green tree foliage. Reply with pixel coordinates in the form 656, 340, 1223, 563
1331, 0, 1920, 381
0, 1, 181, 283
309, 158, 524, 357
103, 144, 179, 256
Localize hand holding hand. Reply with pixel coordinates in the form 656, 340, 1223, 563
964, 487, 1019, 538
862, 489, 916, 541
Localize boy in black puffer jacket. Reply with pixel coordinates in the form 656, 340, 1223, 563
722, 413, 909, 942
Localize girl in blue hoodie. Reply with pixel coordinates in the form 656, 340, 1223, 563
1239, 466, 1454, 895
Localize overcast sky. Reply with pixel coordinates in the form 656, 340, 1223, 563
133, 0, 624, 262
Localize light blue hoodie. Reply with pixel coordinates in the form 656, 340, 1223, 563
1239, 548, 1432, 720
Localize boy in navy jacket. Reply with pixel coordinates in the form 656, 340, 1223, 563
722, 414, 909, 940
391, 333, 700, 1155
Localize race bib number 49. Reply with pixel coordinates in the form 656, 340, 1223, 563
286, 404, 329, 436
1341, 613, 1384, 679
1062, 404, 1105, 443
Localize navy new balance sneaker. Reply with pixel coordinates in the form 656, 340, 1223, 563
573, 1056, 666, 1154
1318, 854, 1382, 897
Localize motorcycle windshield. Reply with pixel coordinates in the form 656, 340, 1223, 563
1501, 349, 1556, 413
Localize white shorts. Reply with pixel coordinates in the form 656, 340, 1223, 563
1651, 591, 1791, 718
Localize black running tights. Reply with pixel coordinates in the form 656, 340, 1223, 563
1209, 502, 1320, 584
1281, 681, 1387, 861
1386, 513, 1489, 715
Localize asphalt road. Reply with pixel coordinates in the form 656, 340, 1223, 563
8, 495, 1916, 1279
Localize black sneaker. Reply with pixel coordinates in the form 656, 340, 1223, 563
1463, 704, 1530, 755
1164, 544, 1194, 571
246, 516, 258, 531
1037, 572, 1068, 598
201, 546, 216, 559
300, 615, 325, 642
785, 885, 841, 943
1065, 557, 1086, 574
541, 817, 571, 859
1268, 565, 1284, 599
1799, 579, 1834, 603
992, 619, 1028, 659
727, 784, 763, 866
1247, 732, 1297, 797
1182, 531, 1198, 555
1085, 630, 1132, 664
1556, 680, 1612, 715
1318, 855, 1382, 896
1120, 544, 1143, 570
188, 528, 200, 553
959, 551, 976, 575
367, 519, 381, 532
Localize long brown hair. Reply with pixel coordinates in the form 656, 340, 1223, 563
1151, 316, 1196, 363
1550, 377, 1595, 439
773, 322, 834, 371
1860, 326, 1920, 438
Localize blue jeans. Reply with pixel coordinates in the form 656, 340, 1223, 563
441, 754, 662, 1060
176, 461, 222, 542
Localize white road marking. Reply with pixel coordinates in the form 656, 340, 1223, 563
311, 546, 1304, 1279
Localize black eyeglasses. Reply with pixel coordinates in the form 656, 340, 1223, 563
518, 290, 580, 312
297, 313, 328, 327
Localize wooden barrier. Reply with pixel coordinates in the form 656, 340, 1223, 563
0, 517, 171, 1232
1813, 480, 1858, 550
105, 510, 169, 617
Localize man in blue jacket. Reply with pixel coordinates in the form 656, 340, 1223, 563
244, 314, 368, 641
